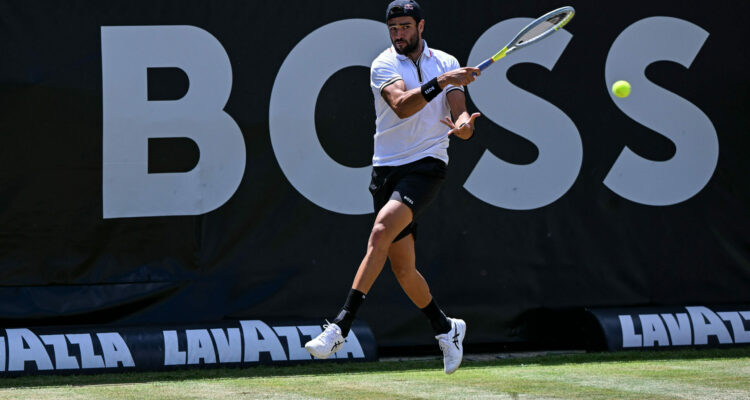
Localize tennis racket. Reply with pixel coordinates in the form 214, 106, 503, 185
476, 6, 575, 72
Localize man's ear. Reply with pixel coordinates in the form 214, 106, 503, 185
418, 19, 424, 35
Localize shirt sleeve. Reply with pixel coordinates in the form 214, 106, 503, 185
371, 57, 402, 93
445, 56, 465, 93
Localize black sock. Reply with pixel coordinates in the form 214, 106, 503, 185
332, 288, 366, 337
420, 298, 452, 335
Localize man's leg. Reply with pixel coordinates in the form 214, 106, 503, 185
351, 199, 413, 293
388, 234, 451, 334
304, 199, 412, 359
389, 233, 466, 375
388, 233, 430, 308
331, 199, 413, 336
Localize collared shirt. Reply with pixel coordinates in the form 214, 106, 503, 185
370, 40, 463, 167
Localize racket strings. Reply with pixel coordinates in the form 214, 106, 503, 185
515, 12, 572, 45
476, 6, 574, 72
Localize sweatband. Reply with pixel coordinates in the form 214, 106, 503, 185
420, 77, 442, 102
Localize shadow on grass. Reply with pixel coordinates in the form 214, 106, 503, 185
1, 346, 748, 389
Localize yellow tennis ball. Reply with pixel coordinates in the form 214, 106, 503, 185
612, 80, 631, 98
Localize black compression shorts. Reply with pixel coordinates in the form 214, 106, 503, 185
369, 157, 447, 242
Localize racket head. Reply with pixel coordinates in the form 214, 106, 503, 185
509, 6, 575, 50
477, 6, 575, 72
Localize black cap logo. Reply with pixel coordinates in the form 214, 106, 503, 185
386, 0, 422, 22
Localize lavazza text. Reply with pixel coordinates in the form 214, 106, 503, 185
0, 321, 366, 373
619, 306, 750, 348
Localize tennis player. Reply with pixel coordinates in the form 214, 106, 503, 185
305, 0, 481, 374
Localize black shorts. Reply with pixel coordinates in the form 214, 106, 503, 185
369, 157, 447, 242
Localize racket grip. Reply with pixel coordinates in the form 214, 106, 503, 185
475, 59, 493, 75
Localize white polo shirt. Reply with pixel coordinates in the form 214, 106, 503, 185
370, 40, 463, 167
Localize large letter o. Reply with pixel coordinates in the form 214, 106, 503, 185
269, 19, 389, 215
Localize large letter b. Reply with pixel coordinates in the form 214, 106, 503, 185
101, 26, 245, 218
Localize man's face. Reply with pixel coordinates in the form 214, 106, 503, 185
388, 16, 423, 55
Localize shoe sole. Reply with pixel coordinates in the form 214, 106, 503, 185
305, 343, 332, 359
306, 341, 346, 360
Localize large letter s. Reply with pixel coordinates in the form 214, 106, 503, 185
605, 17, 718, 206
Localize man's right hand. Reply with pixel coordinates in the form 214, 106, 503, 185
438, 67, 481, 88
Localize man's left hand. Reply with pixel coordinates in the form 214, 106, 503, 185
440, 112, 481, 139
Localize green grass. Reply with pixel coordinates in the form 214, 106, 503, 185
1, 348, 749, 399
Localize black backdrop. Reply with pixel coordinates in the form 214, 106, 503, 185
0, 0, 748, 348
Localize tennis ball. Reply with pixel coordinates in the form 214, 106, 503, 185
612, 80, 631, 98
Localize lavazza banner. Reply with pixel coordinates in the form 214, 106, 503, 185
589, 305, 750, 351
0, 0, 748, 359
0, 321, 376, 375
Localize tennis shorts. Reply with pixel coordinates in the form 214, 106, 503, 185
369, 157, 447, 242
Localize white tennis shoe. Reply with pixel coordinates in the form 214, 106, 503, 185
305, 322, 345, 359
436, 318, 466, 374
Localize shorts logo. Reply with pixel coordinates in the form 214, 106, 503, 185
403, 196, 414, 205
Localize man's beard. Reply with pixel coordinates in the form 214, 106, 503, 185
393, 34, 420, 55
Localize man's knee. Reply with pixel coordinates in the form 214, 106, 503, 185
369, 223, 391, 250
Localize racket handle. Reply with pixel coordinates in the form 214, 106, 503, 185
475, 58, 493, 75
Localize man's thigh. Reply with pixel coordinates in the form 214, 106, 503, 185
370, 158, 447, 243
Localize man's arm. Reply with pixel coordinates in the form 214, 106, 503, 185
381, 67, 480, 119
441, 89, 480, 140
